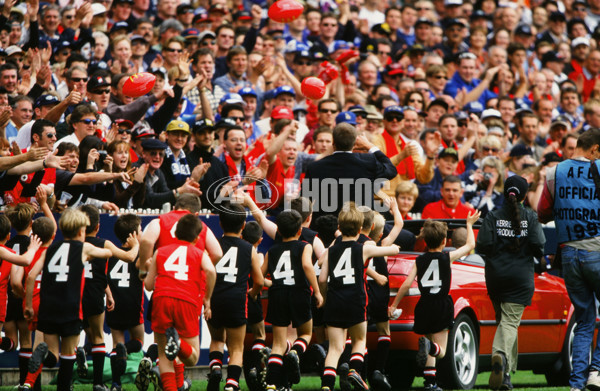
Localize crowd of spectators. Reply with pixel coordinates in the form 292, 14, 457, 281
0, 0, 595, 221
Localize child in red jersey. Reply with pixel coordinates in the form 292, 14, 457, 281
144, 214, 216, 391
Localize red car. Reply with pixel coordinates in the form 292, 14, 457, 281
375, 220, 574, 390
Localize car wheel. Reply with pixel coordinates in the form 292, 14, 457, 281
545, 318, 575, 386
386, 352, 416, 390
438, 313, 479, 390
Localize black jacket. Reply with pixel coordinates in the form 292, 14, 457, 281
303, 150, 397, 220
476, 205, 546, 306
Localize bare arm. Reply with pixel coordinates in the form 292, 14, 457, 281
137, 219, 160, 271
105, 236, 139, 262
248, 246, 264, 299
0, 236, 42, 266
449, 211, 480, 262
144, 251, 158, 291
381, 198, 404, 246
243, 193, 277, 239
261, 252, 269, 277
24, 251, 45, 319
82, 242, 113, 261
312, 236, 326, 259
388, 262, 417, 312
70, 171, 129, 186
363, 244, 400, 260
204, 226, 223, 264
302, 244, 323, 307
10, 264, 25, 298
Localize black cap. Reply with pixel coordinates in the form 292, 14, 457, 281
193, 119, 215, 133
141, 138, 167, 150
504, 174, 528, 202
415, 17, 434, 26
445, 18, 466, 29
34, 94, 60, 108
427, 98, 449, 111
215, 118, 242, 130
509, 144, 534, 157
515, 24, 533, 36
87, 75, 110, 91
176, 3, 193, 14
541, 152, 563, 166
470, 10, 488, 20
372, 23, 392, 36
110, 21, 130, 34
438, 147, 459, 161
542, 51, 564, 65
549, 11, 567, 21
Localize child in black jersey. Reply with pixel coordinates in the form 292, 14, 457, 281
318, 202, 400, 391
263, 210, 323, 391
107, 214, 146, 391
207, 203, 263, 391
388, 211, 480, 391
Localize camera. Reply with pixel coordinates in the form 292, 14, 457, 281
97, 150, 108, 166
483, 172, 493, 181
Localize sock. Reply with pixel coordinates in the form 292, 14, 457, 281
177, 339, 193, 361
110, 349, 125, 385
57, 354, 76, 391
349, 353, 364, 374
33, 376, 41, 391
321, 367, 337, 389
146, 344, 159, 363
424, 366, 436, 385
92, 344, 106, 386
376, 335, 391, 371
339, 339, 352, 366
125, 338, 143, 353
43, 352, 58, 368
19, 348, 32, 385
429, 342, 441, 357
0, 336, 15, 351
226, 364, 242, 389
24, 365, 43, 388
291, 338, 308, 357
209, 350, 224, 371
266, 354, 284, 387
174, 362, 185, 389
251, 339, 266, 369
363, 349, 369, 379
161, 371, 177, 391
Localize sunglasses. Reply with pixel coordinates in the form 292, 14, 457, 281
272, 35, 284, 40
385, 116, 403, 122
71, 77, 88, 83
409, 98, 423, 104
93, 88, 110, 95
574, 6, 586, 10
379, 51, 391, 55
147, 150, 165, 157
434, 75, 448, 80
80, 119, 98, 125
354, 113, 367, 119
319, 109, 338, 114
164, 48, 183, 53
60, 51, 69, 56
294, 61, 312, 66
118, 128, 132, 134
228, 116, 244, 122
45, 132, 57, 138
482, 146, 499, 152
458, 121, 468, 127
64, 14, 75, 19
201, 40, 216, 46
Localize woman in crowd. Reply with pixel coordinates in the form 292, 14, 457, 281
107, 140, 147, 209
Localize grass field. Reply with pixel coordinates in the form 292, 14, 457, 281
0, 370, 568, 390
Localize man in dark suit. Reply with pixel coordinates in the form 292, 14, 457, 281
302, 123, 397, 220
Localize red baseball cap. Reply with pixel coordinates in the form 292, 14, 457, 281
271, 106, 294, 120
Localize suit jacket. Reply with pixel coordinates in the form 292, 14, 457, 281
303, 150, 397, 219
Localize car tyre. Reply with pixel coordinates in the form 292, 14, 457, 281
545, 318, 575, 386
438, 313, 479, 390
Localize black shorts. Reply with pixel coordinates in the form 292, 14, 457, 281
247, 293, 263, 325
5, 292, 24, 322
367, 285, 390, 324
37, 318, 82, 337
265, 288, 312, 328
324, 291, 367, 329
413, 295, 454, 335
311, 295, 325, 327
82, 284, 105, 319
106, 305, 144, 331
208, 290, 247, 329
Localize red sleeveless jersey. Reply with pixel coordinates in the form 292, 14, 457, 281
157, 210, 208, 252
154, 242, 206, 306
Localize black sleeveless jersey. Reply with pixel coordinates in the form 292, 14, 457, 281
326, 240, 367, 307
416, 251, 452, 298
215, 236, 253, 296
84, 236, 108, 294
6, 235, 30, 255
267, 240, 310, 291
38, 240, 85, 322
107, 250, 144, 319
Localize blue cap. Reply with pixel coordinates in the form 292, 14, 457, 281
274, 85, 295, 98
333, 40, 351, 52
220, 93, 246, 105
110, 21, 129, 34
56, 41, 71, 50
335, 111, 357, 125
34, 94, 60, 108
383, 105, 404, 117
463, 101, 484, 114
239, 87, 257, 98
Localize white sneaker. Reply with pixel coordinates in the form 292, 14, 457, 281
588, 370, 600, 391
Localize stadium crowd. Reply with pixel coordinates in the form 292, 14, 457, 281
0, 0, 596, 389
